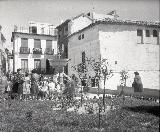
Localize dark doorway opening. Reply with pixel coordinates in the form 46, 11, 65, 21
46, 59, 55, 74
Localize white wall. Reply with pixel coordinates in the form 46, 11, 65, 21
68, 16, 92, 35
68, 25, 100, 79
99, 24, 160, 90
68, 23, 159, 90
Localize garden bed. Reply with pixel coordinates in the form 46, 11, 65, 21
0, 97, 159, 132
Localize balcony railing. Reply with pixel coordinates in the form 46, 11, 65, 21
45, 48, 54, 55
33, 48, 42, 54
19, 47, 30, 54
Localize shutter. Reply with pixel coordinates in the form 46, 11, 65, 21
21, 38, 28, 47
46, 40, 52, 48
34, 39, 41, 48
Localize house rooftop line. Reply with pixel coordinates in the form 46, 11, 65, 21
68, 18, 160, 38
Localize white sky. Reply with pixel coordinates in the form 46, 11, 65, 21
0, 0, 159, 51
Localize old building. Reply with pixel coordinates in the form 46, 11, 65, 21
0, 25, 7, 76
68, 19, 160, 90
56, 11, 118, 73
11, 22, 58, 74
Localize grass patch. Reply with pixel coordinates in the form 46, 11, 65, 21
0, 97, 159, 132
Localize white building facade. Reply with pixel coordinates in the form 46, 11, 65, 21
68, 20, 160, 90
12, 22, 58, 73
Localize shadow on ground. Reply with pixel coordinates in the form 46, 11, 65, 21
123, 105, 160, 117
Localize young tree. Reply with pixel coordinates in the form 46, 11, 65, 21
88, 58, 113, 111
71, 62, 88, 106
119, 70, 129, 105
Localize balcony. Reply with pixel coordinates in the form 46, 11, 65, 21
19, 47, 30, 54
33, 48, 42, 54
45, 48, 54, 55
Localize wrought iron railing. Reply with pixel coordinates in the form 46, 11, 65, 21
45, 48, 54, 55
19, 47, 30, 54
32, 48, 42, 54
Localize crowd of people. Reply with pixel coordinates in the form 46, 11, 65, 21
2, 69, 76, 101
1, 69, 145, 102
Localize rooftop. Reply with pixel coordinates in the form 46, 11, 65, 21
68, 18, 160, 38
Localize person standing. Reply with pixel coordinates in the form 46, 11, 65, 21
16, 69, 24, 99
132, 72, 143, 92
23, 72, 31, 100
48, 78, 56, 99
30, 69, 39, 100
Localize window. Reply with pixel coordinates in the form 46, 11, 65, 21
153, 30, 158, 37
91, 78, 95, 87
65, 26, 68, 32
87, 12, 90, 16
34, 59, 41, 69
137, 29, 143, 44
78, 34, 84, 40
41, 27, 44, 34
91, 78, 99, 87
34, 39, 41, 48
21, 38, 28, 47
82, 51, 85, 63
82, 34, 84, 39
137, 29, 143, 36
145, 30, 150, 37
78, 35, 81, 40
21, 59, 28, 71
29, 26, 37, 34
46, 40, 52, 48
81, 79, 87, 86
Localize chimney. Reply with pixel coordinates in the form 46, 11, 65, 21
107, 10, 119, 19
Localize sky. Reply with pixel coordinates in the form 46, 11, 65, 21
0, 0, 159, 51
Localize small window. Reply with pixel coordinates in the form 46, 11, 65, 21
81, 79, 87, 86
137, 29, 143, 36
145, 30, 150, 37
82, 34, 84, 39
52, 49, 54, 54
78, 35, 81, 40
82, 51, 85, 63
87, 13, 90, 16
31, 26, 37, 34
91, 78, 95, 87
153, 30, 158, 37
41, 27, 44, 34
65, 26, 68, 32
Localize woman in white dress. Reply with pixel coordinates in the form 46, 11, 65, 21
23, 72, 31, 100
